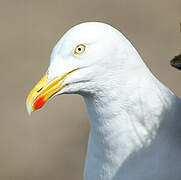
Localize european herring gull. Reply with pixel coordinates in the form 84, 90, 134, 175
26, 22, 181, 180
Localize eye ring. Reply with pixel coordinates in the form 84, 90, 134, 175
74, 44, 86, 55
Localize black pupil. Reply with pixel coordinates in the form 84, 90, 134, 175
78, 47, 81, 51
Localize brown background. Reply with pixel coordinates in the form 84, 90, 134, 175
0, 0, 181, 179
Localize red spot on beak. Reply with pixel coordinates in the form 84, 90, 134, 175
33, 96, 46, 110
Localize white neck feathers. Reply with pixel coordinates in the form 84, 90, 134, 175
83, 67, 175, 180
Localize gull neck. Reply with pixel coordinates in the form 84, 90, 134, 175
82, 68, 174, 180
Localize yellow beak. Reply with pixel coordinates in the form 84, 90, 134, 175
26, 69, 79, 115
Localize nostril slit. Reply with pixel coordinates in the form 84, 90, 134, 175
37, 87, 43, 93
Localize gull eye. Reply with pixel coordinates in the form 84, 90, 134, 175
74, 44, 86, 55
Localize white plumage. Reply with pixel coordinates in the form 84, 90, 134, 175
28, 22, 181, 180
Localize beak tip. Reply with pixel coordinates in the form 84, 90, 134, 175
26, 101, 33, 116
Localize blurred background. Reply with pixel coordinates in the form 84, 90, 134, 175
0, 0, 180, 179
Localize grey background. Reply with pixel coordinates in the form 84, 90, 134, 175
0, 0, 181, 179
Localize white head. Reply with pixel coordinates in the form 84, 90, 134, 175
26, 22, 145, 114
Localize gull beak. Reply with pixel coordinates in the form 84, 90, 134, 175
170, 53, 181, 70
26, 69, 79, 115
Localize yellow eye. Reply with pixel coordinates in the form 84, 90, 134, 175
74, 44, 86, 55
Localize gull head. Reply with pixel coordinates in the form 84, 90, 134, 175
26, 22, 142, 115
